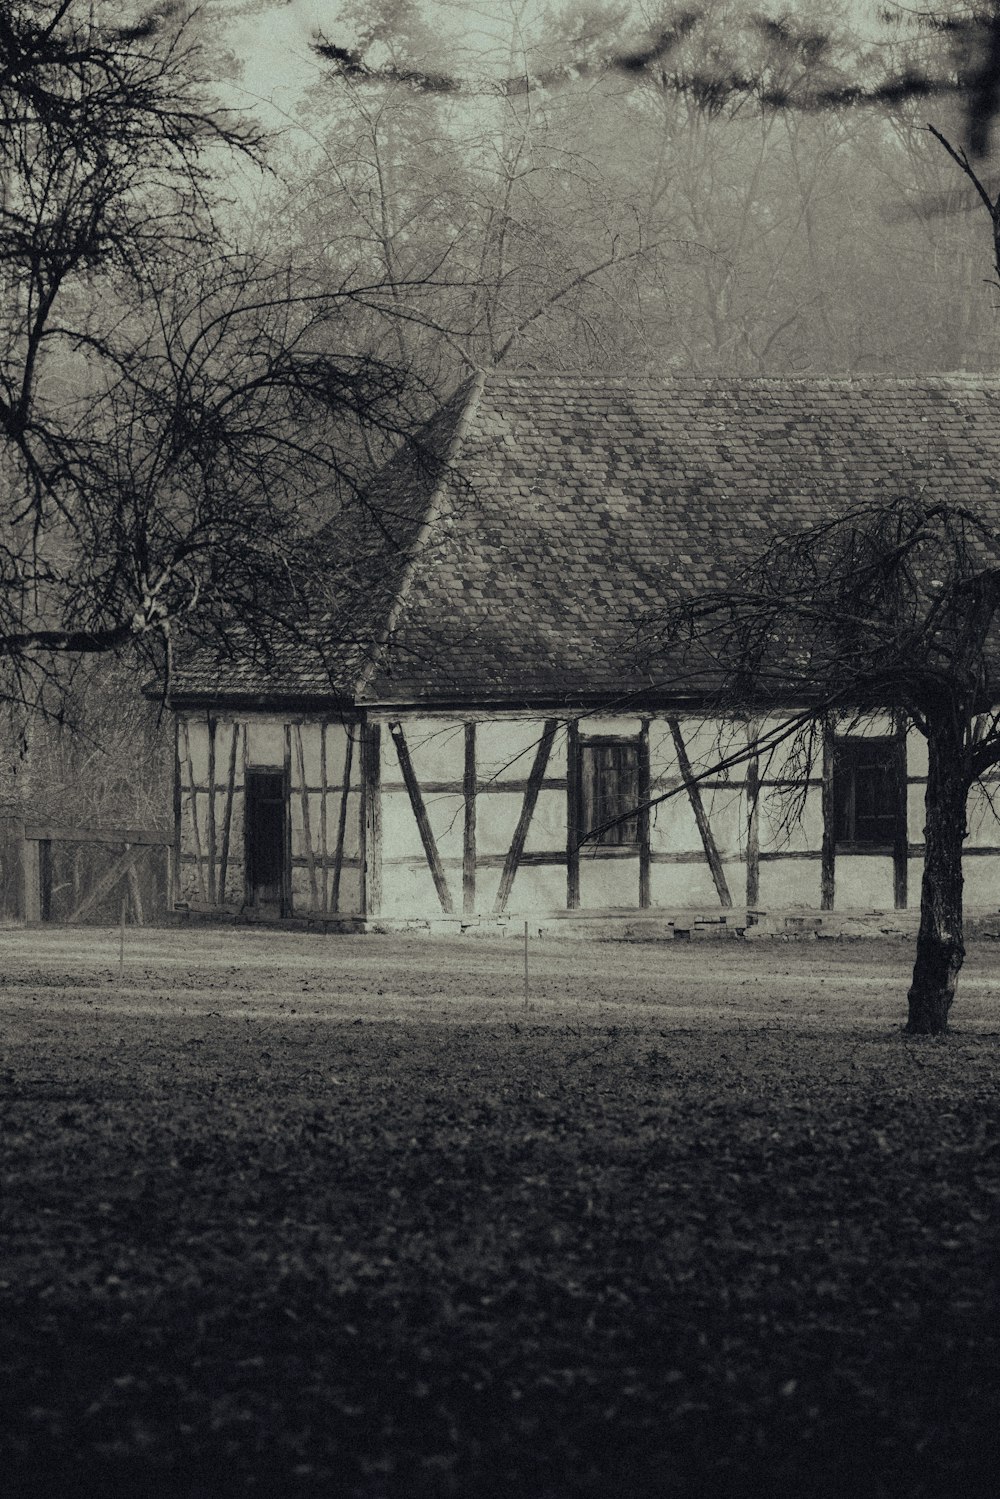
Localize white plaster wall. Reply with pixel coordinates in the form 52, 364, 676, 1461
579, 857, 641, 909
650, 861, 726, 908
381, 789, 465, 864
382, 719, 465, 784
583, 716, 644, 738
700, 788, 743, 856
523, 788, 566, 855
335, 866, 363, 913
906, 857, 924, 903
962, 858, 999, 906
835, 855, 896, 909
648, 721, 743, 867
473, 866, 503, 914
649, 716, 741, 778
476, 791, 527, 857
246, 720, 286, 766
290, 863, 361, 914
299, 720, 353, 786
756, 861, 822, 910
379, 859, 446, 919
752, 718, 819, 782
650, 785, 743, 857
757, 787, 823, 856
376, 711, 830, 918
907, 783, 926, 845
648, 796, 704, 855
182, 717, 211, 783
907, 726, 929, 777
967, 784, 1000, 847
503, 863, 569, 915
477, 719, 568, 782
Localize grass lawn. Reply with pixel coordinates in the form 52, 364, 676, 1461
2, 927, 1000, 1498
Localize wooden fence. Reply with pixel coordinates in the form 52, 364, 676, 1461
0, 813, 172, 926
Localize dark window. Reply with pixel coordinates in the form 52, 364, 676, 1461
579, 739, 640, 846
833, 739, 899, 847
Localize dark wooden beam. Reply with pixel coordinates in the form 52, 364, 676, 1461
757, 850, 824, 863
181, 719, 206, 902
379, 776, 567, 796
319, 724, 329, 914
463, 722, 477, 916
127, 860, 145, 926
567, 720, 580, 909
239, 719, 248, 908
217, 722, 240, 906
172, 717, 182, 906
25, 824, 172, 847
295, 724, 319, 911
332, 729, 355, 914
183, 853, 363, 873
39, 837, 52, 922
493, 721, 557, 915
206, 714, 217, 906
282, 728, 293, 918
361, 722, 383, 918
389, 722, 454, 914
908, 843, 1000, 857
379, 848, 835, 870
893, 715, 908, 911
638, 720, 651, 909
667, 717, 732, 908
745, 755, 760, 908
0, 812, 25, 923
821, 722, 836, 911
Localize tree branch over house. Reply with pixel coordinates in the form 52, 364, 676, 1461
631, 498, 1000, 1034
0, 1, 437, 721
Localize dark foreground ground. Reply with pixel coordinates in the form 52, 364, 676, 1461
2, 927, 1000, 1498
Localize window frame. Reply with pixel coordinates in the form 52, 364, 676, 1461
832, 735, 902, 852
576, 734, 643, 849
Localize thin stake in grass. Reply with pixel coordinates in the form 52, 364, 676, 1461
524, 920, 530, 1008
119, 888, 127, 982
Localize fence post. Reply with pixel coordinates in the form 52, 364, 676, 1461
39, 839, 52, 921
23, 839, 40, 923
0, 808, 26, 925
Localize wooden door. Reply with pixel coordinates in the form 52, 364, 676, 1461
245, 769, 288, 913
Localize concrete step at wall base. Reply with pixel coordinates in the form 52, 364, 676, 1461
167, 904, 1000, 942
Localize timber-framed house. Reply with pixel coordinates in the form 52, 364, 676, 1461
164, 373, 1000, 930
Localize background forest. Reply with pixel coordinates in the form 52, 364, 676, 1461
242, 0, 1000, 381
6, 0, 1000, 834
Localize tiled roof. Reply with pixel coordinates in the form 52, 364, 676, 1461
169, 372, 1000, 706
168, 384, 472, 702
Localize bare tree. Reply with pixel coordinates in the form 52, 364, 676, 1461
636, 499, 1000, 1034
0, 1, 420, 717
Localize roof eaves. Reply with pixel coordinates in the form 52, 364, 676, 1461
167, 688, 359, 713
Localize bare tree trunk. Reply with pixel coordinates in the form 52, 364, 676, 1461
907, 727, 968, 1034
